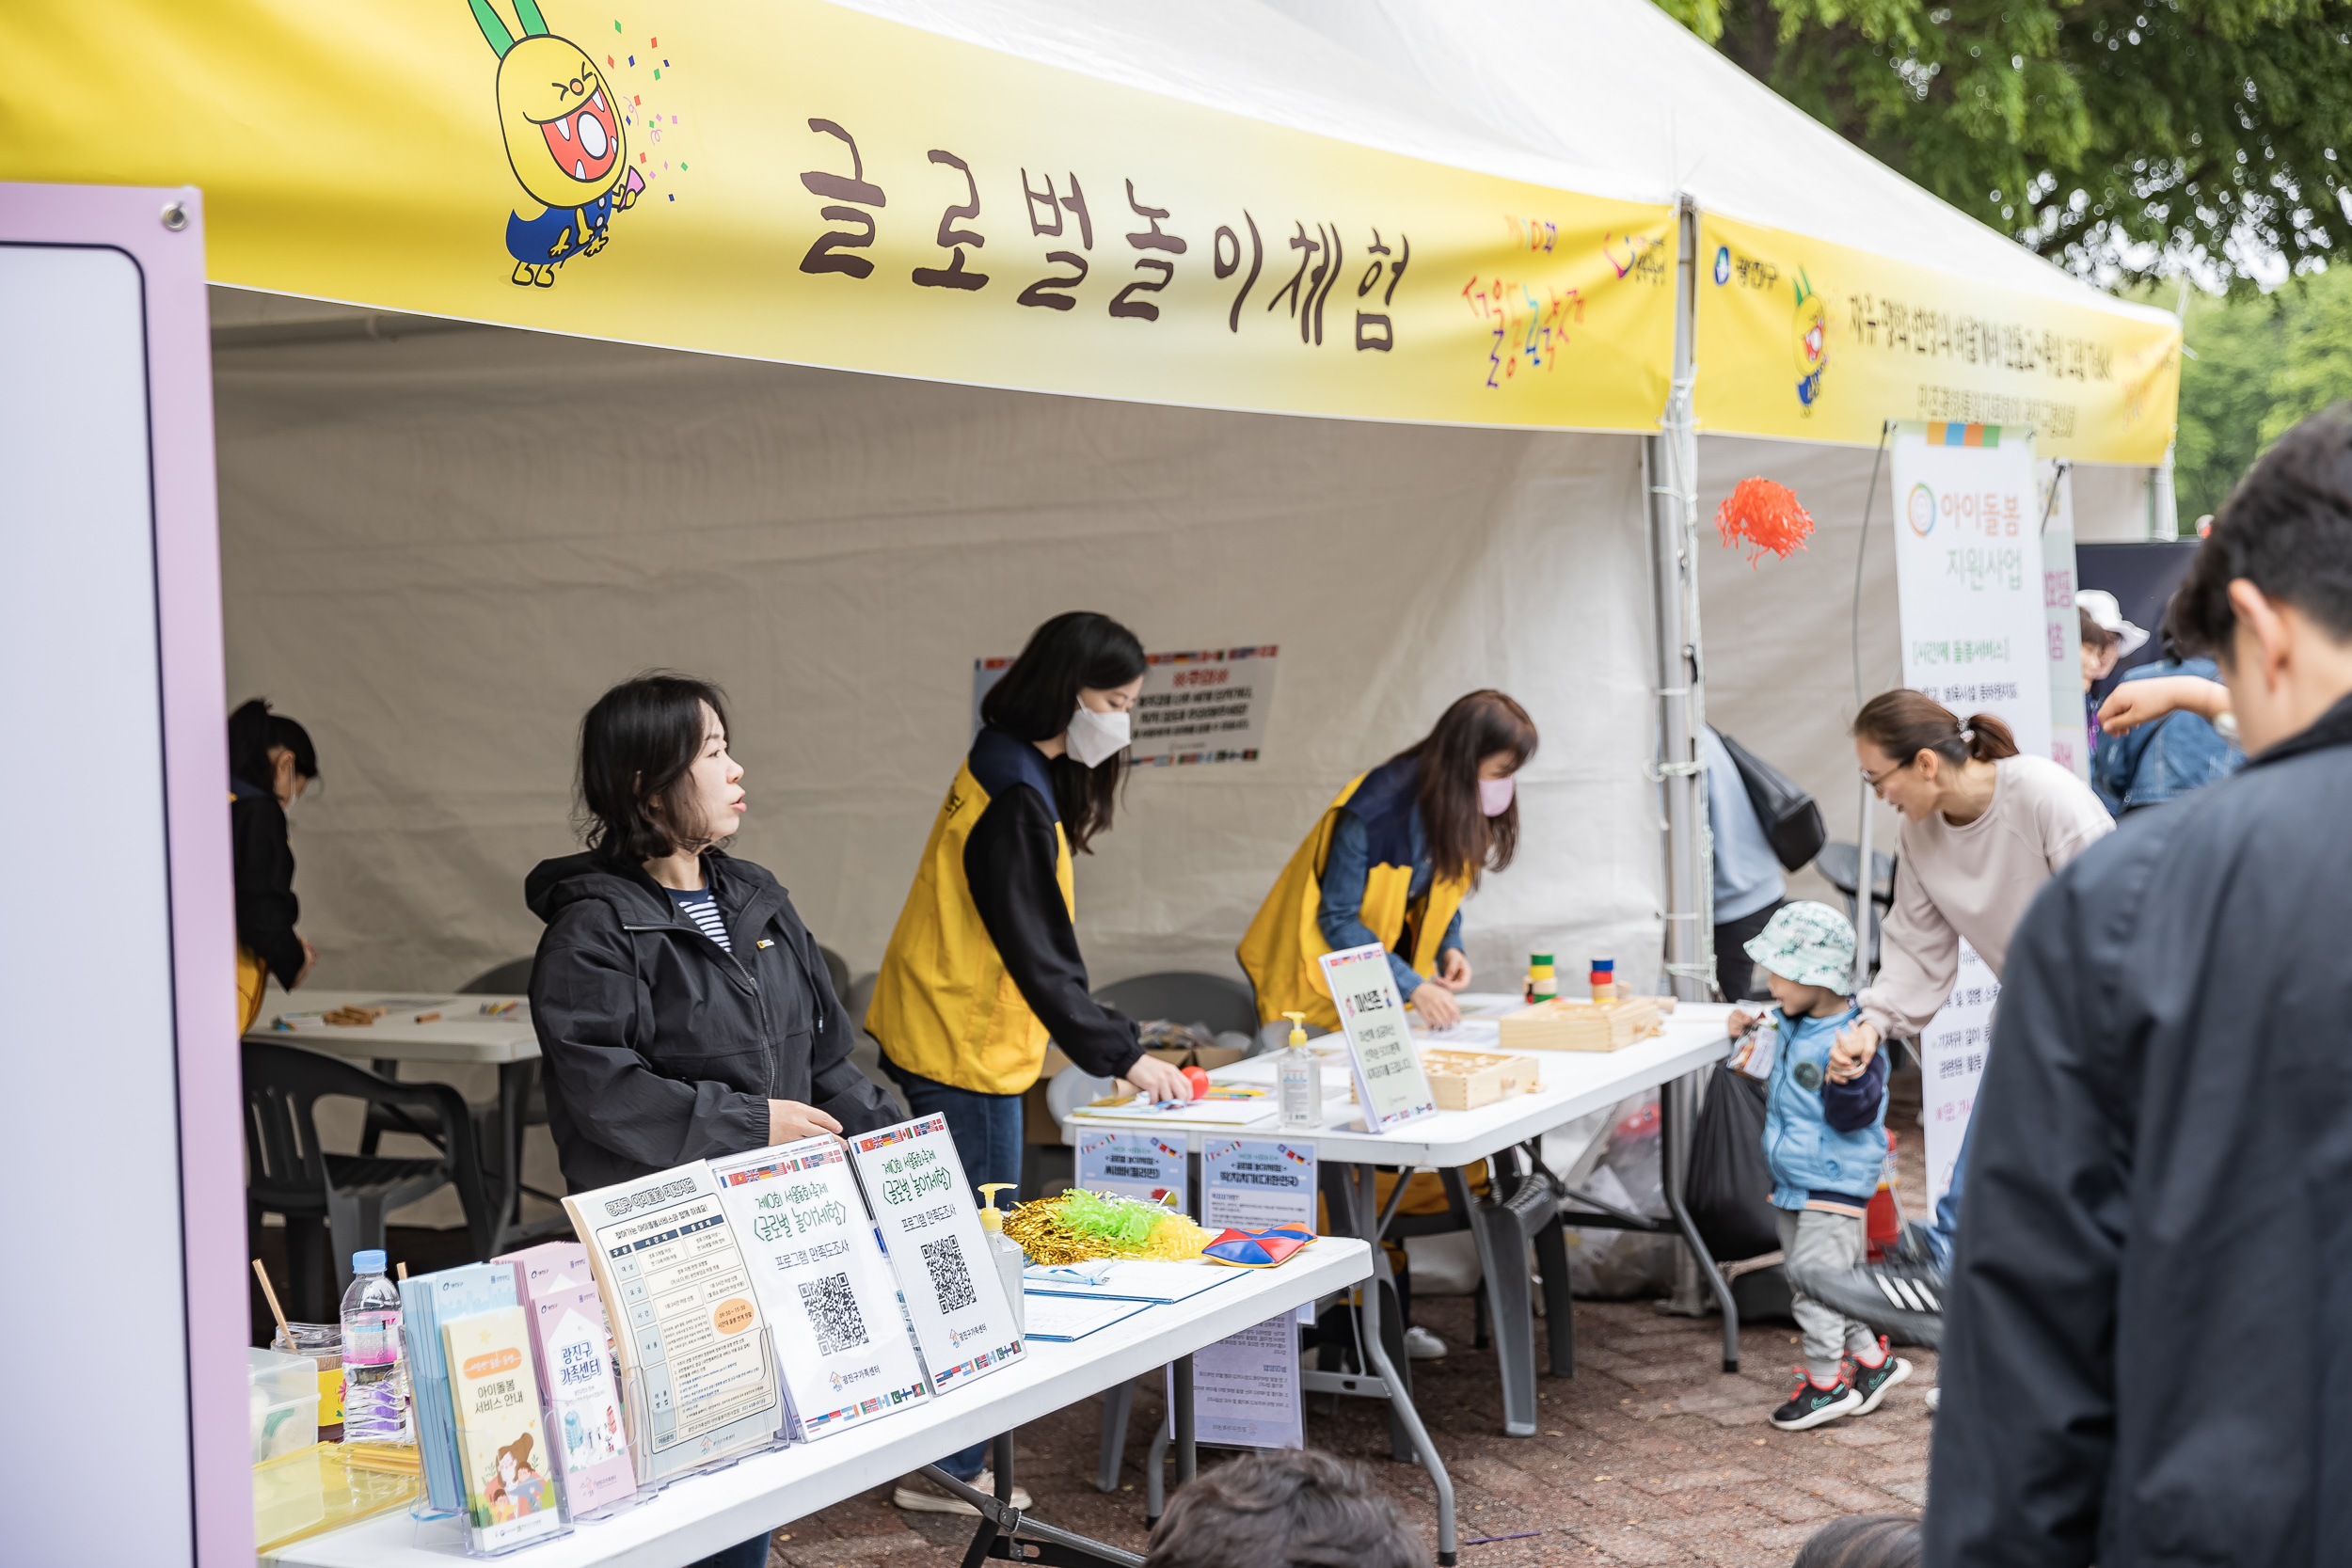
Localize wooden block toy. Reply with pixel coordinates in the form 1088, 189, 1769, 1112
1419, 1049, 1540, 1110
1497, 997, 1664, 1053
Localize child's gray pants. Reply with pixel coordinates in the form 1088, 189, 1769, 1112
1776, 1207, 1881, 1382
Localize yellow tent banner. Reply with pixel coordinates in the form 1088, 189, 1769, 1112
1693, 212, 2182, 464
3, 0, 1677, 431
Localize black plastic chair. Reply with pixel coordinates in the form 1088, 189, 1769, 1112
360, 957, 544, 1157
244, 1041, 495, 1319
1091, 971, 1258, 1038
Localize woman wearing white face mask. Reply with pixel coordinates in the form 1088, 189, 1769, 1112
867, 611, 1188, 1509
1239, 689, 1539, 1041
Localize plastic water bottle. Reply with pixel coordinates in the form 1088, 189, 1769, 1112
339, 1249, 411, 1445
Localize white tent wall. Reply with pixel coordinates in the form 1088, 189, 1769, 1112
1692, 436, 2163, 915
214, 318, 1666, 1010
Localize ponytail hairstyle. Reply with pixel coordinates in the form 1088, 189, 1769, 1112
229, 698, 320, 794
576, 672, 733, 863
980, 611, 1149, 853
1851, 689, 2018, 771
1391, 690, 1539, 888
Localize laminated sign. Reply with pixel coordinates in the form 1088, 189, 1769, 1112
711, 1136, 931, 1442
1318, 942, 1436, 1132
1076, 1132, 1190, 1212
975, 645, 1280, 767
563, 1162, 783, 1483
848, 1116, 1025, 1395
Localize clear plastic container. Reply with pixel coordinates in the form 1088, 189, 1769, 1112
340, 1249, 413, 1445
250, 1346, 323, 1464
272, 1321, 345, 1443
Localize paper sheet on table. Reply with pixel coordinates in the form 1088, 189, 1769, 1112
1407, 1018, 1502, 1047
1068, 1096, 1279, 1128
1019, 1259, 1248, 1305
1018, 1292, 1155, 1342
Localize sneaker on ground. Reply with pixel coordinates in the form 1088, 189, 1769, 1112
1794, 1227, 1947, 1349
1843, 1337, 1913, 1415
1769, 1369, 1864, 1432
1403, 1325, 1448, 1360
892, 1469, 1033, 1515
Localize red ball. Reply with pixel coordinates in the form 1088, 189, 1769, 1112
1181, 1065, 1212, 1100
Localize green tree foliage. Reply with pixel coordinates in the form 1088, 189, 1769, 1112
1656, 0, 2352, 291
2174, 270, 2352, 526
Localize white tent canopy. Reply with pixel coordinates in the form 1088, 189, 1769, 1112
207, 0, 2175, 1006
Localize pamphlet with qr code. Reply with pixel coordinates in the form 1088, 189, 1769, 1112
847, 1114, 1025, 1397
710, 1136, 931, 1442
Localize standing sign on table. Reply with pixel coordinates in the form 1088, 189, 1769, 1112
1205, 1138, 1320, 1324
1890, 420, 2062, 1184
1318, 942, 1436, 1132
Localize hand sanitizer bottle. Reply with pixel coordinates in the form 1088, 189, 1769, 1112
1278, 1011, 1320, 1132
975, 1183, 1026, 1336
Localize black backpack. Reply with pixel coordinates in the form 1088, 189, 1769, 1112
1714, 727, 1826, 872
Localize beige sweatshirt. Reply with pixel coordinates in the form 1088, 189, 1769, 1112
1857, 754, 2114, 1039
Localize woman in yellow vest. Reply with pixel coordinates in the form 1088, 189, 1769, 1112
1240, 689, 1538, 1042
1238, 689, 1537, 1359
868, 611, 1190, 1510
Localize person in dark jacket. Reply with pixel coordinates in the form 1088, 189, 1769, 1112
525, 673, 897, 1199
229, 698, 319, 1029
1927, 407, 2352, 1566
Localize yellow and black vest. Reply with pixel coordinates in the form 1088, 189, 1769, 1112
868, 733, 1075, 1095
1236, 756, 1470, 1031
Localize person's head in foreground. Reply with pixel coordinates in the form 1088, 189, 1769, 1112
1792, 1513, 1920, 1568
1142, 1449, 1426, 1568
2168, 404, 2352, 752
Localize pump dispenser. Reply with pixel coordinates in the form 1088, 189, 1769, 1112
1277, 1011, 1320, 1131
976, 1182, 1026, 1335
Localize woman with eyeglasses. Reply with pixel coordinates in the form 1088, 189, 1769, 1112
1790, 691, 2111, 1380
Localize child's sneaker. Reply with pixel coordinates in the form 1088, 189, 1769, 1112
1844, 1337, 1913, 1414
1769, 1368, 1864, 1431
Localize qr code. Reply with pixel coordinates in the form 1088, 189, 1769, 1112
921, 1235, 976, 1314
798, 1271, 869, 1356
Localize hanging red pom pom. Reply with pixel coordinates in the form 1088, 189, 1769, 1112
1715, 477, 1814, 567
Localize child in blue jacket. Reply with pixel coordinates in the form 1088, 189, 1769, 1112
1727, 901, 1912, 1431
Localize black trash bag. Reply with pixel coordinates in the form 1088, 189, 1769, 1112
1686, 1061, 1780, 1261
1715, 726, 1827, 871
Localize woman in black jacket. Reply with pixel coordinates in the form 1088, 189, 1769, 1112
526, 673, 897, 1197
230, 699, 319, 1030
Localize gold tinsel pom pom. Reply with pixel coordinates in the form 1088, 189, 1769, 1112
1003, 1189, 1214, 1266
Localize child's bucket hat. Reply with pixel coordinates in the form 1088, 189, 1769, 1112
1742, 900, 1856, 991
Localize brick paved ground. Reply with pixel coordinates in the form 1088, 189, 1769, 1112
771, 1065, 1936, 1568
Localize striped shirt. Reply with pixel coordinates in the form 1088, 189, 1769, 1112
666, 886, 733, 952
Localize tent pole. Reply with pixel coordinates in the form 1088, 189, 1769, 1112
1647, 197, 1708, 1006
1649, 198, 1712, 1320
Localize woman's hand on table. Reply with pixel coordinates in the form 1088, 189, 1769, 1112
1411, 980, 1463, 1031
1436, 949, 1473, 990
1828, 1020, 1881, 1084
1124, 1053, 1194, 1104
768, 1099, 844, 1143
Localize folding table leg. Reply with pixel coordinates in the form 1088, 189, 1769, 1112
1355, 1230, 1460, 1566
1661, 1071, 1740, 1372
1096, 1380, 1134, 1492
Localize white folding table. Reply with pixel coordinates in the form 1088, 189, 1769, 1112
1064, 998, 1739, 1559
245, 988, 550, 1254
265, 1238, 1371, 1568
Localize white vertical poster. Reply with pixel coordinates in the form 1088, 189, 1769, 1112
1317, 942, 1436, 1132
1204, 1139, 1321, 1325
1889, 421, 2054, 762
2038, 462, 2090, 781
1920, 941, 1999, 1209
1075, 1131, 1190, 1212
1169, 1314, 1304, 1450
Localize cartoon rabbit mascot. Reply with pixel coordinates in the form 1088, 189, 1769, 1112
468, 0, 644, 286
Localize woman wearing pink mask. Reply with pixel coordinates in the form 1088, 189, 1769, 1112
1240, 689, 1538, 1044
